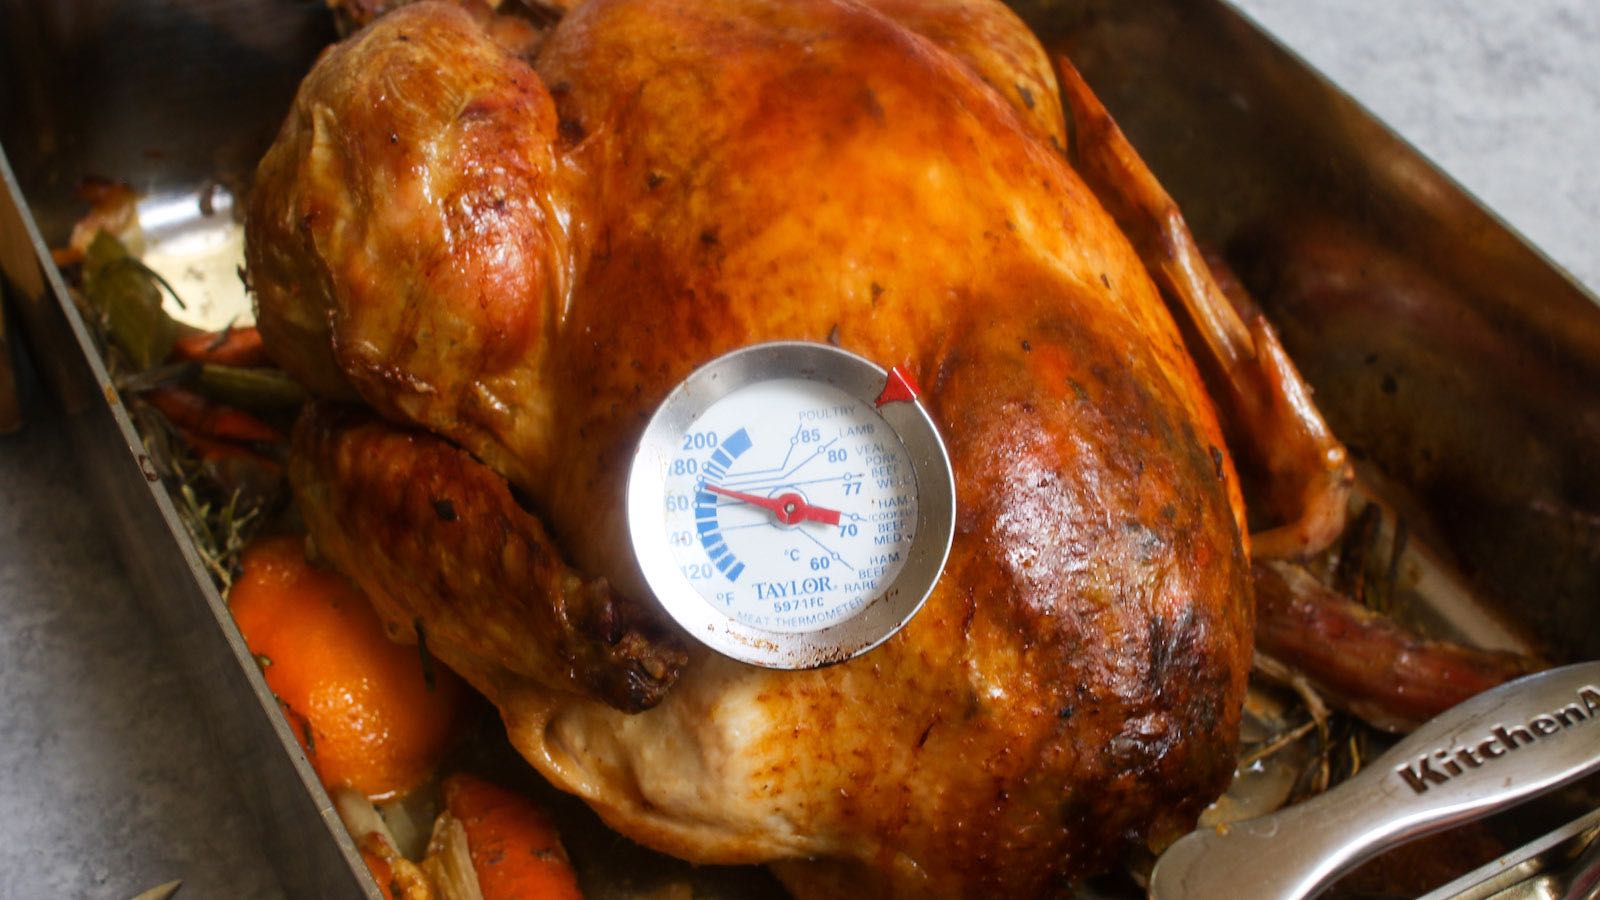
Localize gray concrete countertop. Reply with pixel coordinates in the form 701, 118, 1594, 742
1231, 0, 1600, 294
1, 4, 1595, 898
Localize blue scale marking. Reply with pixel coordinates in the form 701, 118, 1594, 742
721, 428, 753, 456
704, 446, 733, 480
695, 428, 754, 583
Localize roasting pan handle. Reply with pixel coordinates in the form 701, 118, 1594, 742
1148, 660, 1600, 900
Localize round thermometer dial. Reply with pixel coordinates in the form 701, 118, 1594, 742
628, 342, 955, 669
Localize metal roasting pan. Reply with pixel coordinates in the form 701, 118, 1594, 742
1, 1, 1596, 896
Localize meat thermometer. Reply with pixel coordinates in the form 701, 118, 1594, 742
627, 342, 956, 669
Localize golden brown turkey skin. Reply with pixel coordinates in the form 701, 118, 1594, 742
290, 403, 687, 712
248, 3, 568, 490
249, 0, 1253, 893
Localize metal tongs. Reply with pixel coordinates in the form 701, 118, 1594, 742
1149, 661, 1600, 899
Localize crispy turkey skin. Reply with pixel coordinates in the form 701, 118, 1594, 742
247, 0, 1253, 894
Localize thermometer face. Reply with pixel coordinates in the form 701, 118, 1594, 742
628, 342, 955, 669
661, 378, 918, 633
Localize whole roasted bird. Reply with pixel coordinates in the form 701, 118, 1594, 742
246, 0, 1373, 893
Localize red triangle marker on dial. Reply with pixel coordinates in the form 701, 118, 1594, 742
875, 366, 921, 407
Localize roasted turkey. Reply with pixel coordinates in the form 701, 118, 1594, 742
248, 0, 1269, 893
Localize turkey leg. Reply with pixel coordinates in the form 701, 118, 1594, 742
290, 402, 687, 712
1056, 56, 1353, 560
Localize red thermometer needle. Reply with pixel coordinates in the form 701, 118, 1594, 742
704, 484, 842, 526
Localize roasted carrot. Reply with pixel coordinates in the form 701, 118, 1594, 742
174, 426, 282, 468
144, 385, 285, 445
360, 847, 399, 900
173, 326, 270, 368
443, 774, 582, 900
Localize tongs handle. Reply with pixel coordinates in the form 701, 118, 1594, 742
1148, 661, 1600, 900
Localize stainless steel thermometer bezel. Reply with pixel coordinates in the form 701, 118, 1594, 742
627, 341, 956, 669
